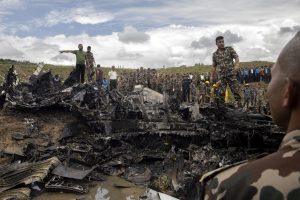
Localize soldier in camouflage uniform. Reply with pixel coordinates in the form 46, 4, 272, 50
200, 31, 300, 200
250, 87, 257, 107
211, 36, 241, 106
85, 46, 96, 82
243, 84, 251, 109
257, 82, 266, 114
199, 81, 206, 105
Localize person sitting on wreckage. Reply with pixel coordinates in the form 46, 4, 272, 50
199, 31, 300, 200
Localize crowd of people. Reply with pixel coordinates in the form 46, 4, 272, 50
52, 32, 300, 198
58, 43, 270, 113
236, 66, 271, 84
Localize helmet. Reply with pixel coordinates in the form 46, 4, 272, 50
205, 81, 210, 84
213, 84, 217, 87
245, 83, 249, 86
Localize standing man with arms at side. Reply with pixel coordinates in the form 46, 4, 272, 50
95, 64, 103, 87
60, 44, 86, 84
108, 65, 118, 90
200, 31, 300, 200
211, 36, 241, 107
85, 46, 96, 83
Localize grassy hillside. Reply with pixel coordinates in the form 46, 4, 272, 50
0, 58, 273, 81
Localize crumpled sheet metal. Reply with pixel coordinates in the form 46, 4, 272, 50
0, 157, 60, 193
52, 164, 96, 180
0, 187, 31, 200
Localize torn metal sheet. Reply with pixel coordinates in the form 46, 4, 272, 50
0, 157, 60, 193
52, 163, 96, 180
0, 187, 31, 200
32, 62, 44, 76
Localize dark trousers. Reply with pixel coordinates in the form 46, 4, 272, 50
110, 79, 117, 90
182, 85, 190, 102
76, 64, 85, 83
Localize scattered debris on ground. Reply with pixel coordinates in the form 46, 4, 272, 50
0, 66, 284, 199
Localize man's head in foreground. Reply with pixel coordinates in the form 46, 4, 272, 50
216, 36, 224, 49
267, 31, 300, 132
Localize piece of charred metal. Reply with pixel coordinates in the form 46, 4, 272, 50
51, 163, 96, 180
3, 65, 19, 92
45, 175, 88, 194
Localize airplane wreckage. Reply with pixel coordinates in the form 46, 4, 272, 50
0, 65, 284, 199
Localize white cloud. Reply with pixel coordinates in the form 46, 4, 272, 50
0, 19, 299, 68
40, 6, 114, 27
0, 39, 24, 58
0, 0, 22, 10
118, 26, 150, 43
117, 48, 144, 59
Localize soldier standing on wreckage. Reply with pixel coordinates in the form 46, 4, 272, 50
199, 31, 300, 200
85, 46, 96, 82
60, 44, 86, 84
211, 36, 242, 107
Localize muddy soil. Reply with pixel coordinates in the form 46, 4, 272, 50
34, 176, 145, 200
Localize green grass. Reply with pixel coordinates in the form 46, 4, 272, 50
0, 59, 273, 81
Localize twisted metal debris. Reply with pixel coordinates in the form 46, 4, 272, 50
0, 66, 284, 199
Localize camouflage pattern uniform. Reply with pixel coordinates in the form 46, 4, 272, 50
243, 86, 251, 109
190, 81, 197, 103
257, 87, 266, 114
201, 129, 300, 200
199, 82, 206, 105
213, 47, 241, 105
205, 84, 211, 103
250, 88, 257, 107
128, 73, 135, 92
85, 51, 95, 82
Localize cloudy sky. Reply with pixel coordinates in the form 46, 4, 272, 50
0, 0, 299, 68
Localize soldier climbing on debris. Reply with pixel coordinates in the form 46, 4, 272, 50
200, 31, 300, 200
243, 83, 251, 109
211, 36, 242, 107
59, 44, 86, 84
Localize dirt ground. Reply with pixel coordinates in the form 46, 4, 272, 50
0, 108, 80, 164
0, 109, 147, 200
